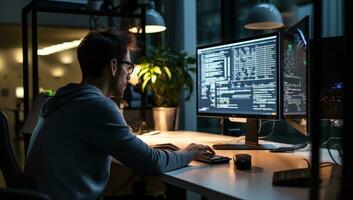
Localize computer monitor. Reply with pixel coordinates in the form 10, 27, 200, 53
196, 32, 280, 150
282, 16, 310, 136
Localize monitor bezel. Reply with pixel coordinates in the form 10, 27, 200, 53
196, 32, 281, 120
282, 16, 309, 119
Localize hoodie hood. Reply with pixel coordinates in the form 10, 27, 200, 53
42, 83, 103, 118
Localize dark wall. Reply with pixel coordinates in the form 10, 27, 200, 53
311, 36, 345, 119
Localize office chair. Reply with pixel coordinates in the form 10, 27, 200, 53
0, 111, 24, 188
0, 188, 51, 200
0, 112, 52, 200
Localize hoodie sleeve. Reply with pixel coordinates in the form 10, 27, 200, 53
82, 98, 194, 175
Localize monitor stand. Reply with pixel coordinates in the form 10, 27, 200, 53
212, 118, 277, 150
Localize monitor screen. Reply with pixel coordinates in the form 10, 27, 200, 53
197, 33, 280, 119
283, 17, 309, 117
282, 16, 310, 136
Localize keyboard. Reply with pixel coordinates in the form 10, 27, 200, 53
195, 153, 231, 164
272, 168, 310, 187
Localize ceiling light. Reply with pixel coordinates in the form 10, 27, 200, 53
51, 67, 65, 78
245, 3, 284, 30
129, 1, 166, 34
60, 53, 74, 64
38, 39, 82, 56
13, 48, 23, 63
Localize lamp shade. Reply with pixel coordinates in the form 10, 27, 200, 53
129, 1, 166, 34
245, 3, 283, 30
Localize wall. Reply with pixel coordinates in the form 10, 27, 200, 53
0, 0, 90, 28
0, 40, 82, 133
0, 0, 97, 137
1, 0, 222, 133
162, 0, 197, 131
181, 0, 197, 131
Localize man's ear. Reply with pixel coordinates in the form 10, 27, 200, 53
110, 58, 118, 76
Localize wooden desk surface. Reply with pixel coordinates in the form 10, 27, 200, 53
136, 131, 337, 200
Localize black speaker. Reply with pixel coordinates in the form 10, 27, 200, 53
233, 153, 251, 170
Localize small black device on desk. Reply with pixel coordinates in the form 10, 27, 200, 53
272, 168, 310, 187
233, 153, 252, 170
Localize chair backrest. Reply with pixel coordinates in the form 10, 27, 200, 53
0, 188, 51, 200
22, 93, 50, 156
0, 112, 24, 188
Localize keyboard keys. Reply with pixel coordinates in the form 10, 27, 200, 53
272, 168, 310, 187
195, 153, 231, 164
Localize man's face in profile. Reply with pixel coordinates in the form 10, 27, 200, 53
111, 50, 132, 98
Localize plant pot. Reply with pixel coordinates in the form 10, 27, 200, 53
152, 107, 179, 131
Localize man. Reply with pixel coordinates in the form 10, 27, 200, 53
24, 30, 214, 200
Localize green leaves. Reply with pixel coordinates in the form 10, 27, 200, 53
186, 57, 196, 64
153, 66, 162, 74
163, 66, 172, 79
141, 76, 151, 91
137, 48, 196, 107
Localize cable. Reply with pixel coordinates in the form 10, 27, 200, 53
327, 142, 340, 166
323, 138, 341, 166
258, 119, 262, 134
303, 160, 336, 169
303, 158, 311, 168
319, 162, 335, 168
320, 161, 335, 165
337, 144, 343, 158
322, 137, 341, 146
259, 120, 276, 139
258, 119, 273, 134
230, 119, 274, 142
219, 118, 224, 135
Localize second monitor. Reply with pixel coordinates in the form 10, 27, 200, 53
197, 32, 280, 150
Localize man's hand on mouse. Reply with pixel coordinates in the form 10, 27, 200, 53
182, 143, 215, 159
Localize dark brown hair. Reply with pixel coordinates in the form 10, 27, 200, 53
77, 30, 135, 79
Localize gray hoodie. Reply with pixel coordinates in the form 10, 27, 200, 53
24, 83, 194, 200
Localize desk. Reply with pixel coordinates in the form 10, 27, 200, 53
134, 131, 338, 200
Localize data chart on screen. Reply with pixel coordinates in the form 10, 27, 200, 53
197, 34, 279, 117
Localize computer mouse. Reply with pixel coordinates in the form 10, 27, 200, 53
233, 153, 251, 170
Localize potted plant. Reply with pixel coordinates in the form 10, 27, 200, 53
137, 48, 196, 131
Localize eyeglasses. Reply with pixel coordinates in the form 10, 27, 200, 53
119, 60, 135, 75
